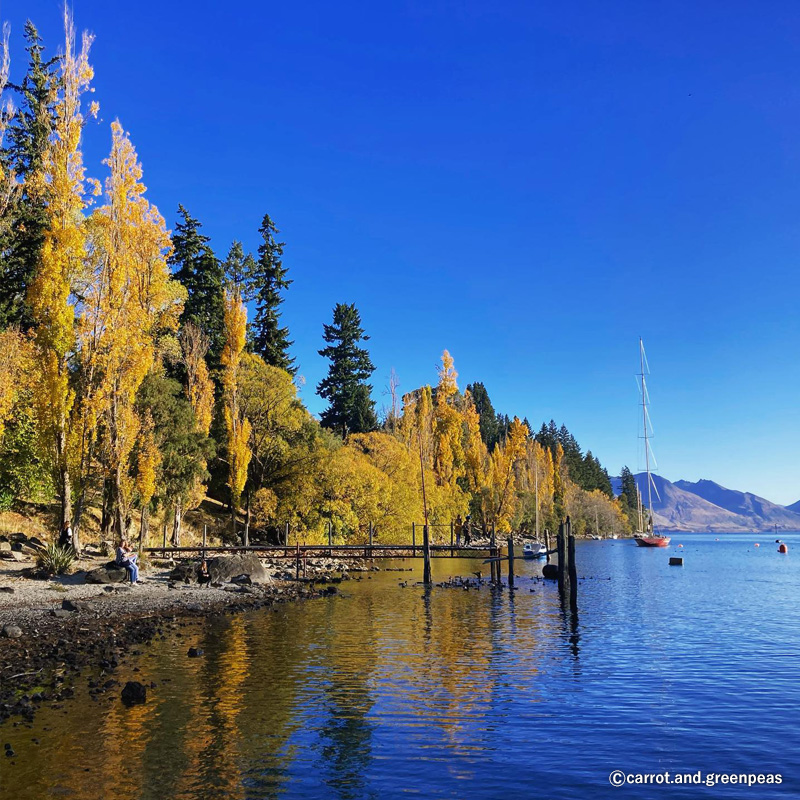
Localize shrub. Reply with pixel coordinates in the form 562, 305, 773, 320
36, 543, 76, 576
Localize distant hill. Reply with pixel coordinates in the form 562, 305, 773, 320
787, 500, 800, 514
611, 474, 800, 533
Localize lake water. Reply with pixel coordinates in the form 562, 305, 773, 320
1, 533, 799, 799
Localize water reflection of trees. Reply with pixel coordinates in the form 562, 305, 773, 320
3, 569, 570, 800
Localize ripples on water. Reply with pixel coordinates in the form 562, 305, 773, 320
1, 533, 799, 799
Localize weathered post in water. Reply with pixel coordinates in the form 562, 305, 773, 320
328, 520, 332, 552
557, 521, 566, 594
567, 521, 578, 608
423, 524, 432, 584
412, 522, 416, 556
285, 521, 290, 548
369, 521, 374, 558
202, 524, 207, 559
507, 535, 515, 589
162, 523, 167, 557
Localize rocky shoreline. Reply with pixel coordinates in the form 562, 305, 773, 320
0, 552, 360, 726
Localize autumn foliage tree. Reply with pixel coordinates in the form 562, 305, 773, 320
27, 13, 93, 550
221, 287, 252, 539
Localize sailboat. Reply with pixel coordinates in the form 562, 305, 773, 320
634, 338, 671, 548
524, 452, 547, 558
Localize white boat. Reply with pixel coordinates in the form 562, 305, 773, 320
522, 541, 547, 559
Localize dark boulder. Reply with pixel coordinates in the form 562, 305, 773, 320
86, 563, 127, 584
61, 598, 95, 613
121, 681, 147, 706
206, 554, 269, 585
187, 647, 204, 658
170, 563, 199, 584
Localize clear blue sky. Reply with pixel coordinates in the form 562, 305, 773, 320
8, 1, 800, 503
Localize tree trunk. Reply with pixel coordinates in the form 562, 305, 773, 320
171, 499, 182, 547
100, 477, 113, 539
58, 426, 77, 554
114, 460, 127, 544
244, 492, 251, 547
138, 506, 149, 552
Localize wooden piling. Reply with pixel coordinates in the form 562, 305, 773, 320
295, 542, 300, 580
369, 521, 374, 558
412, 522, 416, 557
557, 521, 566, 595
567, 523, 577, 608
285, 521, 290, 547
450, 520, 454, 553
423, 524, 432, 584
202, 524, 207, 560
328, 520, 332, 553
162, 523, 167, 557
507, 536, 515, 589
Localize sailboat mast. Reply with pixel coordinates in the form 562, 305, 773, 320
640, 338, 653, 528
534, 457, 540, 540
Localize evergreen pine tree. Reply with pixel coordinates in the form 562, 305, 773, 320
0, 22, 58, 329
620, 465, 638, 507
465, 381, 501, 449
222, 240, 256, 296
317, 303, 377, 436
169, 205, 225, 365
250, 213, 295, 375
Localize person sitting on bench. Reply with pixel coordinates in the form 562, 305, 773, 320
115, 540, 140, 585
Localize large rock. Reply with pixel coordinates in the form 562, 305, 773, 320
1, 624, 22, 639
85, 563, 128, 584
170, 563, 200, 584
207, 553, 269, 584
121, 681, 147, 706
0, 542, 10, 552
0, 550, 23, 561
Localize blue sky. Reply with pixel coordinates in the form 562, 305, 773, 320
8, 1, 800, 503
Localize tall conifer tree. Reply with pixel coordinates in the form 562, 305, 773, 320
250, 213, 295, 374
169, 205, 225, 365
317, 303, 377, 437
0, 22, 59, 329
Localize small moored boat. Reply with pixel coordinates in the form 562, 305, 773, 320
522, 541, 547, 559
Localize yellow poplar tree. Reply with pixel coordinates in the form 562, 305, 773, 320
135, 411, 160, 548
179, 322, 215, 514
180, 323, 214, 436
462, 389, 488, 495
27, 13, 94, 547
0, 329, 31, 443
82, 121, 180, 539
222, 287, 252, 537
483, 417, 528, 531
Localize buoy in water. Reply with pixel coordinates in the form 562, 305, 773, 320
678, 544, 684, 548
779, 543, 789, 554
754, 543, 760, 547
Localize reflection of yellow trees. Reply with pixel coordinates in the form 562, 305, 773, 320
98, 689, 158, 798
172, 615, 249, 800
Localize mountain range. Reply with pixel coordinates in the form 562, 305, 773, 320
611, 474, 800, 532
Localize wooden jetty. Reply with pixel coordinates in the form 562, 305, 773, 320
146, 518, 576, 604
